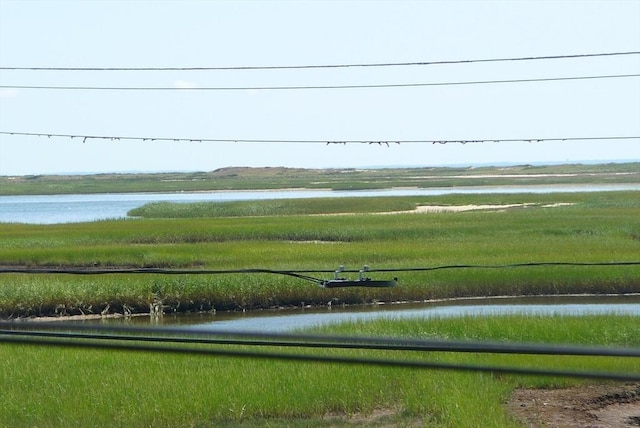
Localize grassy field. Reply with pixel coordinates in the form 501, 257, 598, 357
1, 162, 638, 195
0, 191, 638, 318
1, 314, 637, 427
128, 190, 640, 217
1, 174, 639, 426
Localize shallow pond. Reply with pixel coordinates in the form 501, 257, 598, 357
103, 295, 640, 332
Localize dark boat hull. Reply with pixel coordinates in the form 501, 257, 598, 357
321, 279, 397, 288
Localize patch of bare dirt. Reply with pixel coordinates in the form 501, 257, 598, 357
506, 383, 640, 427
323, 408, 424, 427
413, 203, 536, 213
321, 383, 640, 427
321, 384, 640, 427
310, 202, 576, 217
411, 202, 575, 213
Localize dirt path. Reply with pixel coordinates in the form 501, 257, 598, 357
506, 383, 640, 427
319, 383, 639, 427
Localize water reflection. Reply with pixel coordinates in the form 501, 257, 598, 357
111, 295, 640, 333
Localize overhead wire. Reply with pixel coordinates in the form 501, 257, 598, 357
2, 73, 638, 91
2, 262, 639, 288
1, 51, 638, 71
2, 333, 636, 381
2, 322, 638, 358
1, 132, 638, 145
1, 323, 638, 381
2, 261, 639, 275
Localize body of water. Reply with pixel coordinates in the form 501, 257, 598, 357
104, 295, 640, 333
1, 183, 638, 224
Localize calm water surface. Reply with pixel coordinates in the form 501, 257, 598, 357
102, 295, 640, 332
1, 184, 638, 224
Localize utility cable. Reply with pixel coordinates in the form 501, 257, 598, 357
0, 266, 328, 285
1, 261, 638, 279
1, 73, 638, 91
1, 51, 638, 71
1, 132, 638, 146
0, 331, 636, 382
2, 262, 638, 289
367, 261, 640, 274
1, 322, 638, 358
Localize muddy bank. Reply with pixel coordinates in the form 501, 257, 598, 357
507, 383, 640, 427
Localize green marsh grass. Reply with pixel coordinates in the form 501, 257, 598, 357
0, 314, 637, 427
1, 192, 638, 317
127, 191, 634, 218
1, 188, 639, 426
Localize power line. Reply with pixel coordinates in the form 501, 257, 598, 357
3, 334, 636, 381
2, 322, 638, 358
369, 261, 640, 273
1, 132, 638, 146
2, 73, 638, 91
1, 324, 637, 381
3, 261, 639, 275
1, 51, 638, 71
2, 261, 638, 288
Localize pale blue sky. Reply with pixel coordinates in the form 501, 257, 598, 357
0, 0, 639, 175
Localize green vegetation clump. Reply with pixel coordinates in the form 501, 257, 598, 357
128, 196, 420, 218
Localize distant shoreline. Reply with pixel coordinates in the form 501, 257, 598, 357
1, 163, 638, 196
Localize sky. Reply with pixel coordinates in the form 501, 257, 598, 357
0, 0, 639, 176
